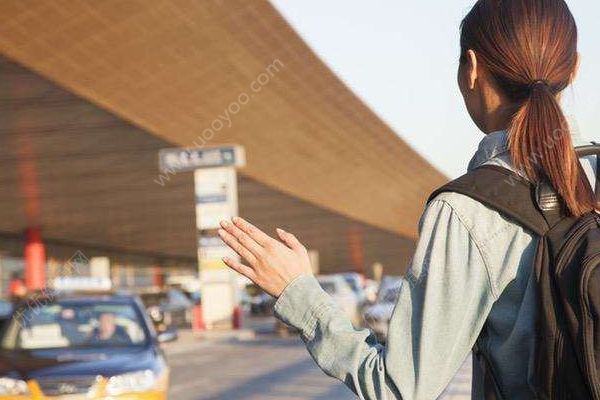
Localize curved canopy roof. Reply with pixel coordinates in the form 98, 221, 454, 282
0, 0, 445, 239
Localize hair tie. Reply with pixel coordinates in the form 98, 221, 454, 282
529, 80, 550, 90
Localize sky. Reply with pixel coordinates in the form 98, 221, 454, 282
270, 0, 600, 178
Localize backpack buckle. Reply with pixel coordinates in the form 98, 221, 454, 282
536, 182, 561, 212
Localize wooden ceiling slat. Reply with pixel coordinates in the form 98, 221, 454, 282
0, 55, 415, 275
0, 0, 446, 239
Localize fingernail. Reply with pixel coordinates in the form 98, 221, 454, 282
218, 229, 225, 236
233, 216, 243, 224
276, 228, 285, 234
222, 257, 229, 263
220, 220, 229, 227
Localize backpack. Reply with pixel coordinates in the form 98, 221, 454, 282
428, 143, 600, 399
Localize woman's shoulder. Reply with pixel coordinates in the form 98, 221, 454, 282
427, 182, 537, 291
426, 150, 526, 239
427, 190, 522, 242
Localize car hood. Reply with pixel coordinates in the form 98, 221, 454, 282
0, 345, 161, 380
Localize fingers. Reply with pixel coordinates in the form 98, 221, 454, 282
220, 219, 264, 258
276, 228, 305, 253
218, 228, 257, 265
222, 257, 256, 281
231, 217, 273, 247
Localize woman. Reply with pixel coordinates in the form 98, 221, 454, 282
218, 0, 599, 398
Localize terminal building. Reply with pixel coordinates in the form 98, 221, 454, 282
0, 1, 446, 298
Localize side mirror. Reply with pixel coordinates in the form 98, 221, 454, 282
157, 328, 178, 343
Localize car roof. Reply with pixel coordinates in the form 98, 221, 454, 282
57, 295, 136, 304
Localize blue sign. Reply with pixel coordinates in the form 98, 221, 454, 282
159, 145, 245, 172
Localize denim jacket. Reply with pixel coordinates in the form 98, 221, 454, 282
274, 130, 598, 400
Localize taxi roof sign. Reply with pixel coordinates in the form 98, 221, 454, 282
52, 276, 113, 291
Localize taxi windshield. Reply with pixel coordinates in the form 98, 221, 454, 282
1, 301, 149, 350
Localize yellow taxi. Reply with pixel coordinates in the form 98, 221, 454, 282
0, 290, 172, 399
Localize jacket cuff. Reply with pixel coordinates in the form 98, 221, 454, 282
274, 274, 333, 338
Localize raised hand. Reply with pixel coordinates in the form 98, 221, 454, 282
217, 217, 312, 297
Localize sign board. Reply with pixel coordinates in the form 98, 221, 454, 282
159, 145, 245, 330
194, 166, 240, 327
90, 257, 110, 279
194, 167, 239, 230
159, 145, 245, 173
198, 235, 237, 279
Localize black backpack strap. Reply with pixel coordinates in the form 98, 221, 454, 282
593, 142, 600, 199
596, 156, 599, 199
428, 165, 550, 236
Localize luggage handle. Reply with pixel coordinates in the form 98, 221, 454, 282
577, 142, 599, 200
576, 143, 600, 157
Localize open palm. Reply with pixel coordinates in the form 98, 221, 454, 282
218, 217, 312, 297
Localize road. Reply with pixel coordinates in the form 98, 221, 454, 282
163, 325, 472, 400
164, 331, 355, 400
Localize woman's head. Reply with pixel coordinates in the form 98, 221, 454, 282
458, 0, 596, 216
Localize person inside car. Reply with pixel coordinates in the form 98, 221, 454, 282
89, 312, 131, 345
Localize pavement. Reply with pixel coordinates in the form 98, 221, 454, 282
163, 317, 472, 400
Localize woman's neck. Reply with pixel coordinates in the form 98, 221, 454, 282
482, 101, 516, 134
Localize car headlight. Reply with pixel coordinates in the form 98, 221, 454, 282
0, 377, 29, 396
106, 370, 158, 395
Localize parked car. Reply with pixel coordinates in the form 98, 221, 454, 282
182, 289, 201, 305
250, 293, 275, 315
339, 272, 368, 306
0, 300, 12, 333
363, 279, 380, 304
245, 284, 275, 316
166, 276, 201, 305
275, 275, 361, 335
0, 292, 172, 399
363, 277, 403, 342
139, 288, 193, 333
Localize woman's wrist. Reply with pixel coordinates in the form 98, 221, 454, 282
274, 274, 332, 338
275, 272, 312, 299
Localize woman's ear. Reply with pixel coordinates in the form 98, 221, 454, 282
466, 49, 479, 90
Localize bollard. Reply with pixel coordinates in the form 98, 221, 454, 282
232, 304, 242, 330
192, 304, 206, 332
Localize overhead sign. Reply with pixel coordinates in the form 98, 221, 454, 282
159, 145, 245, 173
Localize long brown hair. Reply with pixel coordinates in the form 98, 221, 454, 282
460, 0, 597, 216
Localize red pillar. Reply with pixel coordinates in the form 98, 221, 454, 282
152, 267, 164, 287
232, 305, 242, 330
192, 305, 206, 332
24, 227, 46, 290
348, 226, 365, 275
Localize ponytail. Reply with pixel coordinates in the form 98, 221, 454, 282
460, 0, 597, 217
510, 82, 596, 216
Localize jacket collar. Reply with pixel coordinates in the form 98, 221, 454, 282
467, 129, 589, 172
467, 130, 509, 172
